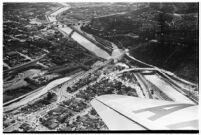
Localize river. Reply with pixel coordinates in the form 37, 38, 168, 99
4, 3, 113, 112
49, 3, 116, 60
58, 27, 112, 59
71, 32, 111, 59
49, 3, 196, 104
4, 2, 195, 112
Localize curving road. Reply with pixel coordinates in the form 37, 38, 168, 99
4, 2, 197, 114
4, 76, 72, 112
4, 2, 115, 112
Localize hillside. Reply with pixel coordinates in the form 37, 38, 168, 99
82, 3, 199, 83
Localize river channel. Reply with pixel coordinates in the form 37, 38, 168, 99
4, 2, 196, 112
49, 4, 112, 60
48, 3, 196, 104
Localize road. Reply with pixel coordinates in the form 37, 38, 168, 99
4, 59, 112, 131
47, 3, 124, 60
5, 1, 196, 111
143, 74, 195, 104
4, 63, 11, 69
3, 73, 81, 112
4, 58, 111, 112
125, 52, 197, 87
117, 67, 198, 104
4, 0, 116, 110
16, 51, 33, 61
3, 2, 198, 132
4, 54, 46, 74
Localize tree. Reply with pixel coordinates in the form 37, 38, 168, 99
67, 87, 72, 92
90, 109, 97, 116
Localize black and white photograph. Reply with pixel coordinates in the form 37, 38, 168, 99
2, 1, 199, 132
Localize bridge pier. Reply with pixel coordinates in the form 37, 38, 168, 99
68, 30, 74, 38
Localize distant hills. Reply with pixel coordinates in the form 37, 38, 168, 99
149, 3, 198, 14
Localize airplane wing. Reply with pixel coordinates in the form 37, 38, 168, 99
91, 94, 198, 130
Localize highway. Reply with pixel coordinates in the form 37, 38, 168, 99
4, 62, 11, 69
125, 52, 197, 88
4, 59, 112, 131
5, 2, 197, 111
5, 1, 197, 110
4, 54, 46, 74
144, 74, 195, 104
3, 3, 198, 132
4, 3, 116, 113
117, 67, 198, 104
4, 57, 112, 112
4, 76, 72, 112
3, 71, 86, 112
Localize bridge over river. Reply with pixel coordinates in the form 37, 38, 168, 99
4, 2, 198, 114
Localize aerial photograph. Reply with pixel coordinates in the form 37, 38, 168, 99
3, 2, 198, 132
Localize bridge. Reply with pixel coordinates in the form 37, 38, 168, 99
3, 55, 46, 76
117, 67, 198, 104
44, 19, 90, 28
